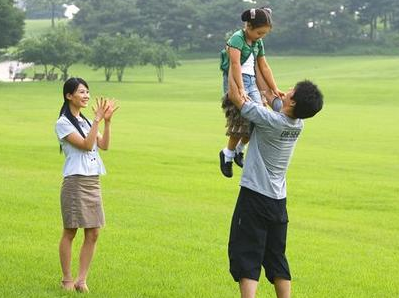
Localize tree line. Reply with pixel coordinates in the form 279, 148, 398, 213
2, 0, 399, 77
16, 26, 179, 82
22, 0, 399, 52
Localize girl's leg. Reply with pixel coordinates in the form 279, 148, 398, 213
220, 74, 247, 176
75, 228, 100, 291
241, 136, 250, 145
234, 136, 249, 168
220, 135, 240, 164
59, 228, 78, 289
228, 136, 240, 151
223, 135, 240, 163
220, 136, 240, 177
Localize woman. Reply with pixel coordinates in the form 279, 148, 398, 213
55, 77, 118, 292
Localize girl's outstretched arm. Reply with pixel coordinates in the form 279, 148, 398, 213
228, 47, 246, 99
257, 56, 285, 98
228, 67, 249, 110
255, 64, 275, 107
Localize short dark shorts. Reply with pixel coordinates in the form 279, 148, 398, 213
228, 187, 291, 284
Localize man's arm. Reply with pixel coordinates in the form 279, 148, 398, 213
228, 62, 276, 127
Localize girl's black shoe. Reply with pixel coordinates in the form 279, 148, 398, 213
219, 150, 233, 178
234, 152, 244, 168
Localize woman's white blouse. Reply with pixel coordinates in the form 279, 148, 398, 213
55, 115, 106, 177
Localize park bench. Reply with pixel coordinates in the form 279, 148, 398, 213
13, 73, 27, 82
33, 73, 45, 81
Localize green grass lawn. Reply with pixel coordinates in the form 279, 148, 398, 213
0, 57, 398, 298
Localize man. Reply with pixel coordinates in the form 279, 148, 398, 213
226, 71, 323, 298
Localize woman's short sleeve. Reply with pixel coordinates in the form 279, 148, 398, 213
55, 116, 76, 140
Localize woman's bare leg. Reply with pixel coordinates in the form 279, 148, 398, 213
76, 228, 100, 288
59, 228, 78, 288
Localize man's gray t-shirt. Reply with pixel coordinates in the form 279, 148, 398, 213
240, 101, 304, 200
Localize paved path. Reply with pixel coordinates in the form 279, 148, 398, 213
0, 60, 33, 82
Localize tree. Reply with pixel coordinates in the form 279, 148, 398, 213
391, 1, 399, 30
71, 0, 251, 51
72, 0, 139, 41
135, 0, 199, 50
135, 0, 251, 51
17, 25, 86, 80
195, 0, 251, 51
43, 25, 87, 80
346, 0, 397, 40
266, 0, 359, 51
88, 33, 142, 82
61, 0, 399, 53
88, 34, 116, 82
88, 33, 143, 82
16, 36, 54, 78
113, 34, 143, 82
142, 42, 179, 83
0, 0, 25, 49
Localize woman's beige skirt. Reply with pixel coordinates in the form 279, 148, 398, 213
61, 175, 105, 229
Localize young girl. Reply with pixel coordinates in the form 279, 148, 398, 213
219, 7, 284, 178
55, 77, 118, 292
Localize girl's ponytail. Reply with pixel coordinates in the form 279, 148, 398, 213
241, 7, 273, 29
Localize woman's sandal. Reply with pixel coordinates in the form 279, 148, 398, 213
60, 279, 75, 291
75, 280, 90, 293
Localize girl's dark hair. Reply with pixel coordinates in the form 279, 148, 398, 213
241, 7, 273, 29
292, 80, 324, 119
58, 77, 91, 151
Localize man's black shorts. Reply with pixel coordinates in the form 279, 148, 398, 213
228, 187, 291, 284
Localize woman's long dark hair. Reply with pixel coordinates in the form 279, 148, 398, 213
58, 77, 91, 151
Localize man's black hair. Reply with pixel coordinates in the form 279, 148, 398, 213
292, 80, 323, 119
